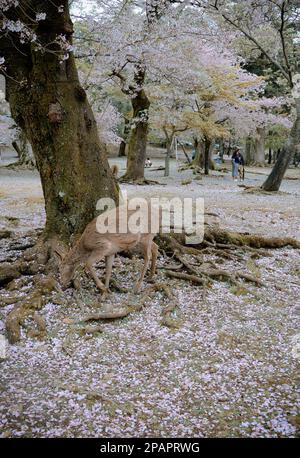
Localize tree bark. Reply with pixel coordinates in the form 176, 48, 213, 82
123, 87, 150, 181
193, 137, 204, 167
193, 137, 214, 172
1, 1, 118, 242
262, 99, 300, 191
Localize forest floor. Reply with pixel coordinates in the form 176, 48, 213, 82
0, 154, 299, 438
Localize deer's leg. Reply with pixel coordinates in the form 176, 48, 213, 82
134, 242, 151, 294
149, 242, 158, 279
105, 254, 115, 289
85, 252, 107, 293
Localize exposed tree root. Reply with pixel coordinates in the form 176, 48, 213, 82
27, 312, 47, 339
202, 268, 264, 287
79, 324, 103, 335
238, 184, 288, 196
165, 270, 207, 286
173, 252, 201, 276
0, 229, 13, 239
0, 260, 41, 287
204, 227, 300, 249
4, 160, 35, 171
74, 308, 132, 323
5, 275, 59, 343
6, 291, 43, 344
119, 176, 163, 185
158, 226, 300, 252
156, 227, 288, 290
68, 282, 179, 330
159, 263, 184, 271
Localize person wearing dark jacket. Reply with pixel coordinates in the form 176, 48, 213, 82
232, 149, 245, 181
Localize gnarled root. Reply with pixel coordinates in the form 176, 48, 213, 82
119, 176, 162, 185
68, 282, 179, 330
157, 226, 300, 254
5, 275, 59, 343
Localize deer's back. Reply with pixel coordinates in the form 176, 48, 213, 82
79, 206, 157, 254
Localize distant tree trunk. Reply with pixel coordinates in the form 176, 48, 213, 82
118, 140, 126, 157
165, 142, 171, 177
123, 85, 150, 181
245, 137, 253, 165
245, 138, 249, 164
262, 99, 300, 191
219, 138, 224, 162
118, 117, 129, 157
254, 127, 266, 165
1, 0, 118, 243
193, 137, 214, 172
12, 128, 35, 168
163, 128, 174, 177
192, 137, 203, 166
204, 137, 212, 175
268, 148, 272, 165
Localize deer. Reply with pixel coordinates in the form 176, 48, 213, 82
55, 204, 160, 295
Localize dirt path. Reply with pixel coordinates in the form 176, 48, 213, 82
0, 162, 299, 438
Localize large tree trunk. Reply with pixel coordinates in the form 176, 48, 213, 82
123, 88, 150, 181
254, 127, 266, 166
1, 1, 118, 242
262, 99, 300, 191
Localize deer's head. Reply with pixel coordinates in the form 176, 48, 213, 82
54, 248, 76, 289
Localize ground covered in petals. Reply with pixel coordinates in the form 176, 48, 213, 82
0, 159, 299, 437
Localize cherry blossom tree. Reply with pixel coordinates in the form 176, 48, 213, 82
149, 37, 291, 174
0, 0, 118, 243
192, 0, 300, 189
74, 0, 174, 181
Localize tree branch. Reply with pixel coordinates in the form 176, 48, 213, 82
203, 1, 293, 86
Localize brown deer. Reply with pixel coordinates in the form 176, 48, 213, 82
56, 204, 160, 294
